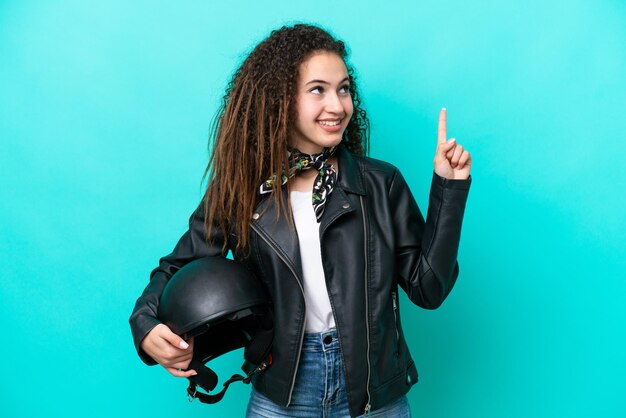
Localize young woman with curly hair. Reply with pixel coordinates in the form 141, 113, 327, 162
130, 23, 472, 417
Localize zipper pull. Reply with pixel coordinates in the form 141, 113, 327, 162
391, 291, 400, 355
364, 403, 371, 416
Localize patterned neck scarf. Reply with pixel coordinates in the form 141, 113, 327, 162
259, 145, 338, 222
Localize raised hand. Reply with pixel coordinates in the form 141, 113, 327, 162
433, 108, 471, 180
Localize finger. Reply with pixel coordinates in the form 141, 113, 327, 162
457, 150, 471, 168
167, 356, 194, 370
166, 367, 198, 378
161, 349, 194, 366
161, 327, 189, 350
450, 144, 464, 167
445, 138, 456, 158
438, 108, 447, 144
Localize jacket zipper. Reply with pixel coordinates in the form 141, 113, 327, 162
391, 291, 400, 355
250, 222, 305, 407
360, 195, 372, 416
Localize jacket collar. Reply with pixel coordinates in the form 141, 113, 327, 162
250, 143, 366, 283
255, 143, 366, 210
252, 144, 366, 226
336, 144, 366, 196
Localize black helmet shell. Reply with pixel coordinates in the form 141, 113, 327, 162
159, 256, 270, 340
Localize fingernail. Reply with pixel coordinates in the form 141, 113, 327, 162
192, 371, 198, 376
448, 138, 456, 143
179, 341, 189, 349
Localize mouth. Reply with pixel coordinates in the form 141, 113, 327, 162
317, 118, 343, 133
317, 118, 342, 127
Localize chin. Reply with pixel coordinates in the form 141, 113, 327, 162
319, 138, 342, 148
293, 129, 345, 152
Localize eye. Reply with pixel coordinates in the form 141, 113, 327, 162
310, 86, 324, 94
339, 84, 351, 94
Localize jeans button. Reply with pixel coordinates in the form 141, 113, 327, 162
323, 335, 332, 345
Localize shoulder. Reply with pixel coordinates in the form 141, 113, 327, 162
338, 146, 405, 195
351, 153, 399, 179
346, 152, 407, 197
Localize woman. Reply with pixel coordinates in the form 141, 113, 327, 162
129, 23, 472, 417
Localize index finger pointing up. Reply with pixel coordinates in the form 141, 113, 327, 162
438, 107, 447, 144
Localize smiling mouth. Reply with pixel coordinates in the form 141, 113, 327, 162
317, 119, 342, 126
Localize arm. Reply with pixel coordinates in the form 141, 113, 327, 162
128, 202, 228, 364
391, 169, 471, 309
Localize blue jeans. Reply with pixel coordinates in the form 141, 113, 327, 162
246, 328, 412, 418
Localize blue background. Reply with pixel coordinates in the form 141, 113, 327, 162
1, 1, 625, 417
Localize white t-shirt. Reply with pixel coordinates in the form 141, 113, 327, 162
289, 190, 336, 332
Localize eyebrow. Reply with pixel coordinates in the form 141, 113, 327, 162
306, 77, 351, 85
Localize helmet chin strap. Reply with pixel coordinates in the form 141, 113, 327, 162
185, 353, 273, 404
184, 325, 274, 404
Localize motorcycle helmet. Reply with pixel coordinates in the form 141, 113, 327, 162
158, 256, 273, 404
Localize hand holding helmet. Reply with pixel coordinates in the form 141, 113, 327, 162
141, 323, 197, 378
154, 256, 274, 404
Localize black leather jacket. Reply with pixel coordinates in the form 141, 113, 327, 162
129, 144, 471, 417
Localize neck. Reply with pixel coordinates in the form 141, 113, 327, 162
289, 145, 324, 155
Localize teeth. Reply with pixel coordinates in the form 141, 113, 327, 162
319, 120, 340, 126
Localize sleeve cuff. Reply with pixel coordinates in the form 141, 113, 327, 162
432, 171, 472, 190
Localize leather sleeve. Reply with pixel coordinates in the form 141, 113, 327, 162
390, 169, 471, 309
128, 202, 228, 365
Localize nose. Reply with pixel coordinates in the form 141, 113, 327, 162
324, 91, 347, 116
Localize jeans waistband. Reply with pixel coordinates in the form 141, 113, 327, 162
301, 328, 339, 352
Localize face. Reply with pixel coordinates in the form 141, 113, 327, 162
290, 51, 354, 154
